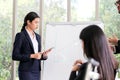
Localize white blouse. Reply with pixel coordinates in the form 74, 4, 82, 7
26, 29, 38, 53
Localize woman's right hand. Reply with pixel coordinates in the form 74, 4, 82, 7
30, 53, 42, 59
72, 59, 83, 71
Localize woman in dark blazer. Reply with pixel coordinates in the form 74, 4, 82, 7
12, 12, 52, 80
108, 0, 120, 54
69, 25, 119, 80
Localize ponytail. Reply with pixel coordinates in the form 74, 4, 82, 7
21, 22, 27, 32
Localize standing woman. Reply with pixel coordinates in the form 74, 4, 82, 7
12, 12, 51, 80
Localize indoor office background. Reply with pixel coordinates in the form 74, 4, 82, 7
0, 0, 120, 80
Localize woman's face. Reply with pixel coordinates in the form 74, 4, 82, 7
27, 18, 39, 31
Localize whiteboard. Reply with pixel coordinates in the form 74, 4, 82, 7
43, 21, 104, 80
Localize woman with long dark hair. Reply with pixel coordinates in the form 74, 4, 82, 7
12, 12, 52, 80
69, 25, 119, 80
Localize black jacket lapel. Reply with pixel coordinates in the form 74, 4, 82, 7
23, 30, 34, 52
35, 33, 41, 52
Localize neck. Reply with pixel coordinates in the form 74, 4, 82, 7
26, 26, 33, 32
26, 26, 34, 36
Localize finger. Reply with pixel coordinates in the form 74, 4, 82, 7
42, 51, 46, 54
74, 60, 82, 65
38, 52, 43, 54
45, 49, 52, 53
76, 60, 83, 63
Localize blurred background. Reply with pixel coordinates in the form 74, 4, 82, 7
0, 0, 120, 80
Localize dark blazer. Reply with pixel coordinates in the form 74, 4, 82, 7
12, 29, 47, 72
115, 40, 120, 54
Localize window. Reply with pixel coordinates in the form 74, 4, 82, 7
71, 0, 96, 21
0, 0, 13, 80
44, 0, 67, 23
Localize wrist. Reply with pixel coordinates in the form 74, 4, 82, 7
72, 67, 78, 71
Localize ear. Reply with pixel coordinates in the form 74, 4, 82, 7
27, 20, 30, 25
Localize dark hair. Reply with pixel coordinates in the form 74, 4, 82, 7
115, 0, 120, 5
21, 12, 40, 31
79, 25, 118, 80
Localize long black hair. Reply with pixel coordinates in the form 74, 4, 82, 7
21, 12, 40, 32
79, 25, 118, 80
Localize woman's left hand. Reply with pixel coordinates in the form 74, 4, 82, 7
42, 47, 53, 56
72, 59, 83, 71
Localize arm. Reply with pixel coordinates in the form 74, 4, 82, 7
69, 60, 84, 80
69, 62, 87, 80
69, 71, 77, 80
74, 63, 87, 80
12, 33, 31, 61
115, 40, 120, 54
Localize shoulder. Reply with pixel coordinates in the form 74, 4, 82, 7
14, 31, 26, 41
15, 31, 24, 38
80, 62, 88, 69
78, 62, 88, 73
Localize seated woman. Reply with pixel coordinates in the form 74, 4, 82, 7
69, 25, 119, 80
